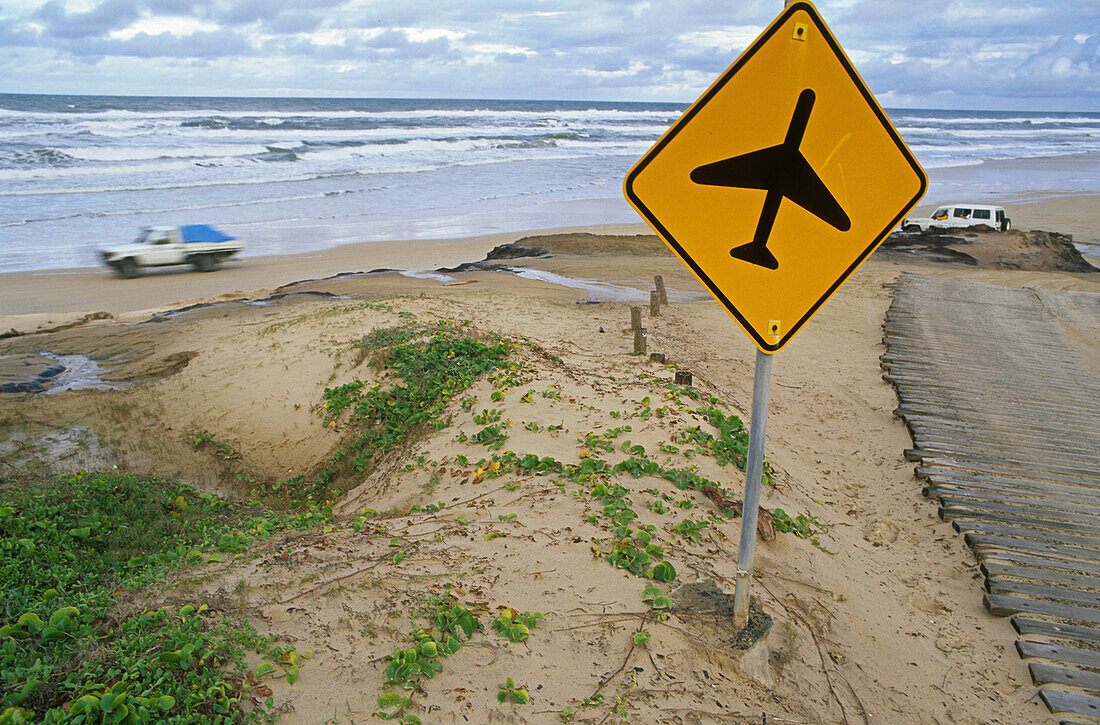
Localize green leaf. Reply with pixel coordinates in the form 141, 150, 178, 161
254, 661, 276, 678
377, 693, 404, 709
157, 695, 176, 711
71, 696, 101, 714
39, 625, 64, 642
100, 692, 119, 713
49, 606, 79, 627
16, 612, 43, 633
650, 561, 677, 582
285, 663, 299, 685
0, 707, 33, 725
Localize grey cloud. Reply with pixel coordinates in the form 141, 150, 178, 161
142, 0, 206, 14
0, 16, 37, 45
214, 0, 274, 24
66, 27, 251, 57
1, 0, 1097, 108
34, 0, 140, 39
260, 28, 458, 63
265, 10, 322, 34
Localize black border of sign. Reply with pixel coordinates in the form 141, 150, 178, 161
623, 1, 927, 353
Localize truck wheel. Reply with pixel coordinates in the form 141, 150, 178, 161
1002, 220, 1012, 231
193, 255, 219, 272
116, 258, 140, 279
902, 224, 920, 233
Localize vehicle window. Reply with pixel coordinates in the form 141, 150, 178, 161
996, 210, 1004, 222
973, 209, 990, 219
932, 208, 949, 220
953, 208, 972, 218
153, 236, 170, 245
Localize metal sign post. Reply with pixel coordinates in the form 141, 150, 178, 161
732, 348, 773, 629
731, 0, 788, 636
622, 0, 925, 631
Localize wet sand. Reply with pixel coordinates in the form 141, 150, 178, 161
0, 222, 650, 321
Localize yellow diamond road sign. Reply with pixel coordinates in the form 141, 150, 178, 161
624, 1, 926, 353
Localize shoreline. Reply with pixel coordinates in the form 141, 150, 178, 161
0, 221, 650, 320
3, 187, 1097, 324
2, 152, 1098, 276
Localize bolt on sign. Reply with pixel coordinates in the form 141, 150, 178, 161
624, 1, 926, 353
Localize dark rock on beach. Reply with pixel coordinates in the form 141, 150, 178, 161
0, 354, 65, 394
878, 227, 1098, 273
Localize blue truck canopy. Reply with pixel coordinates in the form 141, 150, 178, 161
180, 224, 236, 244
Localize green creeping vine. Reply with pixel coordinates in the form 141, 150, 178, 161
381, 594, 481, 692
496, 678, 530, 705
491, 609, 543, 643
375, 592, 545, 720
314, 322, 512, 501
0, 471, 305, 723
444, 399, 797, 583
589, 483, 677, 582
675, 407, 773, 482
771, 509, 833, 552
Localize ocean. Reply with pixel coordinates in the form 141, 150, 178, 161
1, 94, 1098, 274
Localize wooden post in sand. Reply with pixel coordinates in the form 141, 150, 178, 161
650, 290, 661, 316
630, 306, 646, 354
654, 275, 668, 305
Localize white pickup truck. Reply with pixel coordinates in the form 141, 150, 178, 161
101, 225, 244, 278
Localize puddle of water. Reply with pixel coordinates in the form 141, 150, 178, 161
41, 353, 128, 394
504, 268, 709, 303
400, 270, 460, 284
507, 267, 650, 302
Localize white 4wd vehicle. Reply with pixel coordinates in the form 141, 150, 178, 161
902, 204, 1011, 233
101, 225, 244, 278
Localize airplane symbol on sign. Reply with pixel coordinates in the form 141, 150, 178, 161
690, 88, 850, 270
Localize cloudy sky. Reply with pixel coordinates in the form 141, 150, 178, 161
0, 0, 1096, 109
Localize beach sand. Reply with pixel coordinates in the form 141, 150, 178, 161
1, 193, 1098, 724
